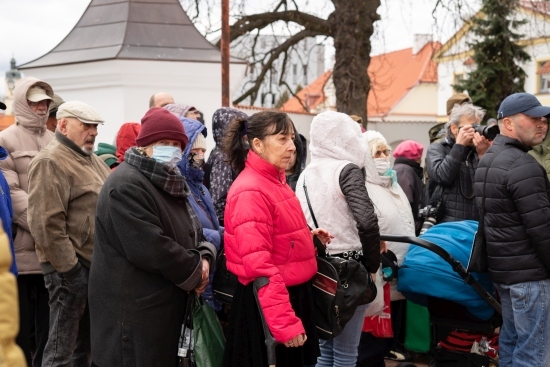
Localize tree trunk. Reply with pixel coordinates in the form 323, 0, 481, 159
330, 0, 380, 125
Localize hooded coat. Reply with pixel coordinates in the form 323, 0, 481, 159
0, 77, 54, 274
529, 131, 550, 180
177, 117, 223, 311
296, 111, 380, 271
115, 122, 141, 163
362, 133, 414, 301
206, 107, 247, 224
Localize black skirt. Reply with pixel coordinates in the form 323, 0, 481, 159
222, 280, 320, 367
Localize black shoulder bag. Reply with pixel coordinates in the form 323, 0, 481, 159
467, 146, 509, 273
303, 178, 377, 340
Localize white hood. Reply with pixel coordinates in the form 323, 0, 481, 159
309, 111, 368, 168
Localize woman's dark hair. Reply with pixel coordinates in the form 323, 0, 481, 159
222, 111, 294, 174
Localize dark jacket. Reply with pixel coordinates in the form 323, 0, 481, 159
205, 108, 247, 225
426, 136, 479, 222
286, 134, 307, 192
89, 162, 213, 367
474, 135, 550, 285
394, 157, 424, 235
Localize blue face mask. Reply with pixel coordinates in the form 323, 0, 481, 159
151, 145, 182, 169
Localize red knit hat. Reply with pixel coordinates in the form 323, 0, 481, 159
136, 108, 188, 149
393, 140, 424, 161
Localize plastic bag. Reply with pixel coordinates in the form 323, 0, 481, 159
364, 269, 385, 317
193, 296, 225, 367
362, 282, 393, 338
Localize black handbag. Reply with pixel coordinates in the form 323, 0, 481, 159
303, 179, 377, 340
212, 247, 238, 304
467, 146, 509, 273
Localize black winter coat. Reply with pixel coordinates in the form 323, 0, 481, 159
89, 162, 215, 367
394, 157, 424, 235
474, 135, 550, 285
426, 137, 479, 222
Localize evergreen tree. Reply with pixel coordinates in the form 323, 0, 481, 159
455, 0, 530, 119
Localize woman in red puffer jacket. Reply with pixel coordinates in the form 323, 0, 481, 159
222, 111, 331, 367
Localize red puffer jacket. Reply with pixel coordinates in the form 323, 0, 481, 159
224, 151, 317, 343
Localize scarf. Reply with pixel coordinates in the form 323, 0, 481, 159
125, 148, 202, 246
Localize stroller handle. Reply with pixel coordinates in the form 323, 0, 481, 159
380, 234, 502, 316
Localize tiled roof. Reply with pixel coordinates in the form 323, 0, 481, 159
538, 60, 550, 75
278, 70, 333, 114
20, 0, 244, 69
281, 42, 441, 116
520, 0, 550, 16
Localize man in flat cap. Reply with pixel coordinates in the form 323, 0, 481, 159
475, 92, 550, 367
27, 101, 111, 367
0, 76, 54, 367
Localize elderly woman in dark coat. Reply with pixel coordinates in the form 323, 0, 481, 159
89, 108, 216, 367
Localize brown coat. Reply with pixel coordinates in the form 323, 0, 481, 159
27, 132, 110, 274
0, 77, 54, 274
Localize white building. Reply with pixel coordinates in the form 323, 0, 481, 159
18, 0, 247, 147
231, 35, 325, 108
435, 0, 550, 119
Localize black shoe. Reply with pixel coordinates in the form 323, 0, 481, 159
385, 345, 412, 362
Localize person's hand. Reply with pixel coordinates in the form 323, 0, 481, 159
194, 258, 210, 296
284, 333, 307, 348
311, 228, 334, 245
456, 124, 475, 146
473, 132, 491, 158
380, 240, 388, 253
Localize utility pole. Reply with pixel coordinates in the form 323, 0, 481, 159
221, 0, 230, 107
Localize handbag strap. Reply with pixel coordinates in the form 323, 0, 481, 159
478, 145, 510, 232
179, 292, 195, 349
302, 177, 327, 257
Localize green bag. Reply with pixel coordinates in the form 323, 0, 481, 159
404, 300, 431, 353
193, 296, 225, 367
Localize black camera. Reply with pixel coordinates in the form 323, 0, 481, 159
418, 204, 439, 235
472, 124, 499, 141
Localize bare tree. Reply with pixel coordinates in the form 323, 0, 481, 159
181, 0, 381, 121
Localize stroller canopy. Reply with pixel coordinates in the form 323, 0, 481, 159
398, 220, 496, 320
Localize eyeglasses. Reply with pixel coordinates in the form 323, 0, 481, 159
27, 100, 50, 108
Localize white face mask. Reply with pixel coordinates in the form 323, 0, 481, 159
151, 145, 182, 169
373, 158, 390, 175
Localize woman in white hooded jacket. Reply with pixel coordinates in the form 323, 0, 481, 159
296, 111, 381, 367
357, 131, 415, 367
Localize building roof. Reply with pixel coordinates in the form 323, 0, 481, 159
20, 0, 244, 69
282, 42, 440, 117
0, 115, 15, 131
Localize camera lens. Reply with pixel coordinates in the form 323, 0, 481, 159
420, 217, 437, 235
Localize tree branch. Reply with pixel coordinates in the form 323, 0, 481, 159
232, 29, 323, 105
216, 10, 331, 47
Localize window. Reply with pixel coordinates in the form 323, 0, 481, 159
537, 60, 550, 94
303, 65, 308, 84
292, 64, 297, 84
453, 73, 465, 93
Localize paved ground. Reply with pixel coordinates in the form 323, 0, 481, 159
385, 353, 431, 367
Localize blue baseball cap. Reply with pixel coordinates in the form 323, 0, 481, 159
497, 93, 550, 119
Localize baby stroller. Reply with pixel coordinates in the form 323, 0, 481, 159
381, 220, 501, 367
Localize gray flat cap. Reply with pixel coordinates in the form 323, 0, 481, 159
57, 101, 104, 124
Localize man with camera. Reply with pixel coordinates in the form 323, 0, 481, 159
425, 103, 491, 223
474, 93, 550, 367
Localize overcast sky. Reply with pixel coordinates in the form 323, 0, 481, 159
0, 0, 472, 98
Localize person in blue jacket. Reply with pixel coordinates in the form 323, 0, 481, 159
174, 113, 223, 312
0, 145, 17, 276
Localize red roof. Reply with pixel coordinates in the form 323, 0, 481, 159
282, 42, 441, 117
520, 0, 550, 15
0, 115, 14, 132
280, 70, 333, 114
